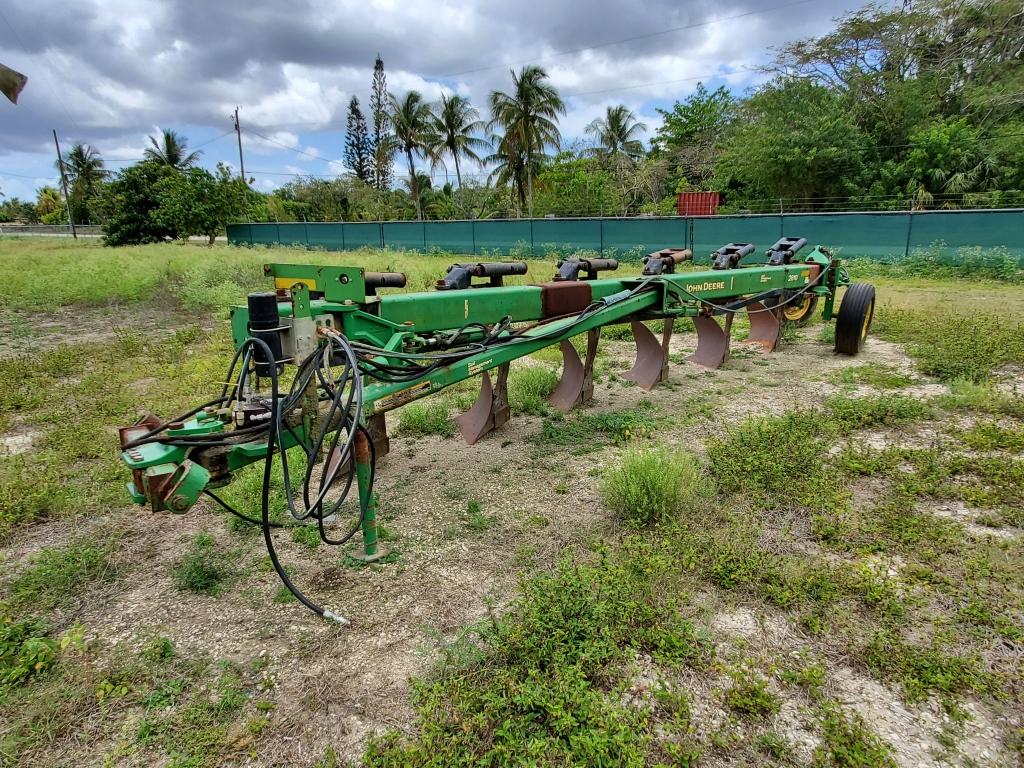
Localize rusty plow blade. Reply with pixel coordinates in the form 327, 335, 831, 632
456, 362, 510, 445
687, 314, 730, 369
623, 320, 672, 391
549, 329, 599, 412
745, 302, 781, 351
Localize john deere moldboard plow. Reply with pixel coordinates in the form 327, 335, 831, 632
118, 237, 875, 622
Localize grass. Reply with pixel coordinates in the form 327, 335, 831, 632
395, 399, 456, 438
874, 308, 1024, 383
508, 364, 558, 415
725, 673, 781, 718
4, 539, 118, 614
0, 238, 549, 312
601, 447, 708, 527
364, 542, 713, 766
814, 704, 896, 767
531, 400, 663, 456
831, 363, 913, 390
172, 533, 239, 597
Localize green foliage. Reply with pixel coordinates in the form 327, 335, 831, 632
862, 631, 992, 701
290, 525, 322, 549
814, 704, 896, 767
874, 309, 1024, 382
707, 410, 837, 510
364, 543, 711, 766
601, 446, 707, 527
99, 161, 178, 246
0, 617, 58, 690
654, 83, 736, 151
152, 164, 248, 243
172, 533, 237, 597
5, 540, 116, 613
533, 153, 624, 217
533, 401, 662, 456
508, 365, 558, 415
725, 674, 781, 718
395, 399, 456, 438
831, 364, 912, 390
852, 245, 1024, 283
714, 78, 869, 207
825, 394, 932, 431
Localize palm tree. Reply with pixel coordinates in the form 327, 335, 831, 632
488, 65, 565, 217
585, 105, 647, 160
389, 91, 435, 220
486, 133, 529, 213
143, 129, 201, 170
58, 143, 107, 223
431, 94, 489, 190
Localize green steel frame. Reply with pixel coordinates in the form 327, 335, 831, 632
123, 248, 846, 560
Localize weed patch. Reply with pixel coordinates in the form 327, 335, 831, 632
601, 447, 708, 527
508, 365, 558, 415
874, 309, 1024, 382
364, 542, 711, 766
172, 533, 239, 596
395, 399, 456, 438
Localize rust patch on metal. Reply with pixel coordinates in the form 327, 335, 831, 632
539, 281, 592, 318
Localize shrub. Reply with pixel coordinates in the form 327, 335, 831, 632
601, 447, 706, 527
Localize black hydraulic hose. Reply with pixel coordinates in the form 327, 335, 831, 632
241, 336, 350, 624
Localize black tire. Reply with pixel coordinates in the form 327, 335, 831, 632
780, 292, 819, 326
834, 283, 876, 355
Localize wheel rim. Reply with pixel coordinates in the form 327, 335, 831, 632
783, 295, 812, 322
860, 300, 874, 342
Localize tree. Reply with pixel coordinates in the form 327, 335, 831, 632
0, 196, 40, 223
651, 83, 736, 189
143, 129, 201, 170
36, 186, 63, 222
585, 105, 647, 160
900, 119, 997, 209
153, 164, 248, 243
100, 162, 177, 246
488, 65, 565, 216
370, 55, 394, 192
344, 96, 374, 182
712, 78, 870, 209
431, 94, 489, 190
653, 84, 736, 150
59, 142, 107, 224
389, 91, 435, 220
532, 153, 623, 217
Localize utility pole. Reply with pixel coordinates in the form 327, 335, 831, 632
233, 105, 248, 217
52, 129, 76, 239
232, 106, 247, 184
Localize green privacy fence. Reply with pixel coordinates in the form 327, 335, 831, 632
227, 209, 1024, 264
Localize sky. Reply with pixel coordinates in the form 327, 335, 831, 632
0, 0, 874, 202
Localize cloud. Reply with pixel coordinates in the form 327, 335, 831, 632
0, 0, 865, 178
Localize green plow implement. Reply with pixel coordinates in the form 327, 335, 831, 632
118, 236, 876, 622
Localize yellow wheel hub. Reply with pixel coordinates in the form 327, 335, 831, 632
783, 295, 813, 322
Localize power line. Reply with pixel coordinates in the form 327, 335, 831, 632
563, 67, 757, 99
243, 127, 336, 162
433, 0, 816, 79
0, 171, 61, 181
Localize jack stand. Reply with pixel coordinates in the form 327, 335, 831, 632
348, 427, 389, 563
